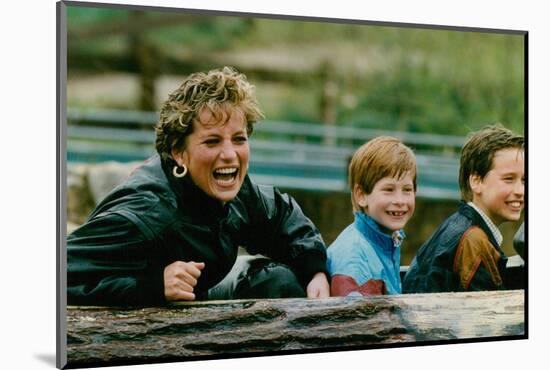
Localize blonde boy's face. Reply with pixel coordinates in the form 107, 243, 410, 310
470, 148, 524, 225
355, 171, 416, 232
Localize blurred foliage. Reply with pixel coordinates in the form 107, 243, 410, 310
66, 5, 525, 136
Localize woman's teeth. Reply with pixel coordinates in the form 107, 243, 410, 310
213, 167, 238, 181
215, 168, 237, 174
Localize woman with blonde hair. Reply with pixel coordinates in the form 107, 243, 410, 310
67, 67, 330, 306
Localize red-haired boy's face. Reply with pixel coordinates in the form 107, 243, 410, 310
355, 171, 416, 232
471, 148, 524, 225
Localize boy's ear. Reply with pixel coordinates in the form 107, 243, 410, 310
353, 185, 368, 209
469, 173, 483, 195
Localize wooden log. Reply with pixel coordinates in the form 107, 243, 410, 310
66, 290, 524, 367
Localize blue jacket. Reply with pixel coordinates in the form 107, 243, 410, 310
327, 212, 405, 295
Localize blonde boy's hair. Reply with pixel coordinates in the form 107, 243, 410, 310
459, 124, 524, 201
349, 136, 417, 212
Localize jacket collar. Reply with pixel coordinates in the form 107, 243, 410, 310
467, 202, 503, 246
354, 212, 406, 251
458, 201, 500, 248
158, 155, 229, 220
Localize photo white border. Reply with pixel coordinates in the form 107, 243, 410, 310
4, 0, 547, 369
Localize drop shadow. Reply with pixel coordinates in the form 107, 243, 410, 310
34, 353, 57, 367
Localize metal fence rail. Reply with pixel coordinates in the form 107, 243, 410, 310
66, 108, 461, 199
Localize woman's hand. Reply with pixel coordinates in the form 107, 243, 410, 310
306, 272, 330, 298
163, 261, 205, 301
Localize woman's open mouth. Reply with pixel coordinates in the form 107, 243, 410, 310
213, 167, 239, 186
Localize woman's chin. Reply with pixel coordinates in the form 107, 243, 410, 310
209, 180, 242, 204
213, 191, 239, 204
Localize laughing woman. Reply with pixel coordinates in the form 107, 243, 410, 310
67, 67, 330, 306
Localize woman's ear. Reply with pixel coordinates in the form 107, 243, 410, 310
469, 173, 482, 195
171, 147, 188, 167
353, 184, 368, 209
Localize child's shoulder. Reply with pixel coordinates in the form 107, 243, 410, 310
454, 226, 499, 276
328, 222, 372, 257
429, 206, 478, 247
331, 221, 369, 243
458, 225, 490, 245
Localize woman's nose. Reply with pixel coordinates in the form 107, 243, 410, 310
220, 142, 237, 160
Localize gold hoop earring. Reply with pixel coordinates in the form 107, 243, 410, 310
173, 164, 188, 178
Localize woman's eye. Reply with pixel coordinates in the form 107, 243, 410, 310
234, 136, 248, 143
204, 139, 219, 145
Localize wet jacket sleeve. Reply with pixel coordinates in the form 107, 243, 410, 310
245, 184, 328, 287
67, 212, 166, 306
453, 227, 504, 291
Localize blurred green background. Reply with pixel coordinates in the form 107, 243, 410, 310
67, 6, 524, 135
65, 4, 525, 263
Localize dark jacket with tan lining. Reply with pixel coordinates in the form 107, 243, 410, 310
403, 202, 507, 293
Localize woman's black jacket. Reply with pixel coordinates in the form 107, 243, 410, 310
67, 155, 328, 306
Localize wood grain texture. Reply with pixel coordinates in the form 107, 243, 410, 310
66, 290, 524, 367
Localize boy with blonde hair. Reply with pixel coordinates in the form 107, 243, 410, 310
403, 125, 524, 293
327, 136, 417, 296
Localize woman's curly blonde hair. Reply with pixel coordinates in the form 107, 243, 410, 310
155, 66, 264, 160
